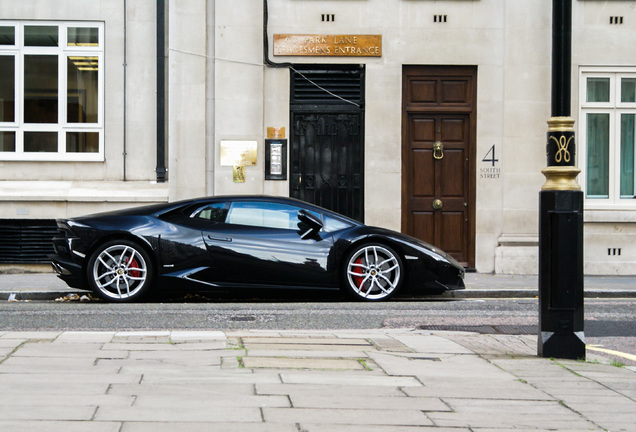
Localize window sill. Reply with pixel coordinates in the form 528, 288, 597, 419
0, 181, 169, 203
0, 154, 105, 162
584, 209, 636, 223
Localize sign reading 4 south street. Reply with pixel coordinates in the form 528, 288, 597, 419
274, 34, 382, 57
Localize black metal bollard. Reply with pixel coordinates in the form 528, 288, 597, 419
538, 189, 585, 359
538, 0, 585, 360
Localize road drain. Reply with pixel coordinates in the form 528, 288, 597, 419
230, 315, 258, 322
207, 313, 276, 323
418, 324, 538, 335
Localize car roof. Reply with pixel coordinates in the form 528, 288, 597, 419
78, 195, 362, 226
181, 195, 363, 226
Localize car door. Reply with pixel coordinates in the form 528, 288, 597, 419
200, 200, 335, 288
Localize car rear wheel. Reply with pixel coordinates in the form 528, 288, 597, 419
86, 240, 154, 302
343, 243, 403, 301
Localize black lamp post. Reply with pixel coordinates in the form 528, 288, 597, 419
538, 0, 585, 359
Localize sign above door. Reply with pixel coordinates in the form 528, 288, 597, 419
273, 34, 381, 57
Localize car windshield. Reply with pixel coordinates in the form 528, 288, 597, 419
322, 215, 353, 232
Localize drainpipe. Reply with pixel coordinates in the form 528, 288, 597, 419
206, 1, 215, 195
122, 0, 127, 181
156, 0, 167, 182
263, 0, 292, 69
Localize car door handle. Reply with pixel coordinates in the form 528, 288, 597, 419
207, 235, 232, 242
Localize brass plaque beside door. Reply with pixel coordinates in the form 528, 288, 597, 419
401, 66, 476, 268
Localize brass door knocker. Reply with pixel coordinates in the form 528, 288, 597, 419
433, 141, 444, 160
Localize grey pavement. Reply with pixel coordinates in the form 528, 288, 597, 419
2, 273, 636, 430
0, 329, 634, 431
1, 271, 635, 301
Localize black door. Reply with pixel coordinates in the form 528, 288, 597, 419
289, 65, 365, 222
200, 201, 334, 287
290, 112, 363, 221
157, 200, 334, 288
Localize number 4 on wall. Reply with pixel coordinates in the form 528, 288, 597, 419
482, 145, 499, 167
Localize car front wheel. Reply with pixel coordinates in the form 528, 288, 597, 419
343, 243, 403, 301
86, 240, 154, 302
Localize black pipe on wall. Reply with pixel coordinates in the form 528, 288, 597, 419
263, 0, 292, 68
156, 0, 167, 182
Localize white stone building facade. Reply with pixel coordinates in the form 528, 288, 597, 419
1, 0, 635, 275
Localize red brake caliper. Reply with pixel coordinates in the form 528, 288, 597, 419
126, 257, 141, 278
352, 258, 365, 290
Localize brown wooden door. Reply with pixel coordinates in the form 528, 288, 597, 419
402, 66, 476, 268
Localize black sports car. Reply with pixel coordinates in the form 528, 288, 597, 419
50, 195, 465, 302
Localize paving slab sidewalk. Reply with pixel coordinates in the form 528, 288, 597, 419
0, 329, 634, 431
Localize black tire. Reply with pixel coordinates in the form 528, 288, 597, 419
342, 243, 404, 301
86, 239, 154, 302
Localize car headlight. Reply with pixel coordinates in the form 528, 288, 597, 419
67, 220, 90, 229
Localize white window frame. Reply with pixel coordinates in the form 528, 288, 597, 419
0, 21, 104, 162
579, 67, 636, 210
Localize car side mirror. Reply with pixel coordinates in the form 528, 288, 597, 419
298, 209, 323, 239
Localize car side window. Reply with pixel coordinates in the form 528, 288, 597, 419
190, 202, 229, 223
323, 215, 353, 232
227, 201, 309, 230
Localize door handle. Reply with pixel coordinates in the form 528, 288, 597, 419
432, 199, 443, 210
207, 235, 232, 242
433, 141, 444, 160
294, 174, 302, 190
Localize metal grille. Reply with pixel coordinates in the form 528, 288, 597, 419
291, 65, 364, 106
418, 325, 538, 335
0, 219, 57, 263
290, 112, 364, 221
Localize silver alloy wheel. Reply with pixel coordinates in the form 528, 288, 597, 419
91, 244, 148, 300
346, 244, 402, 300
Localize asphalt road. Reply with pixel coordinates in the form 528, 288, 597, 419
2, 296, 634, 365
